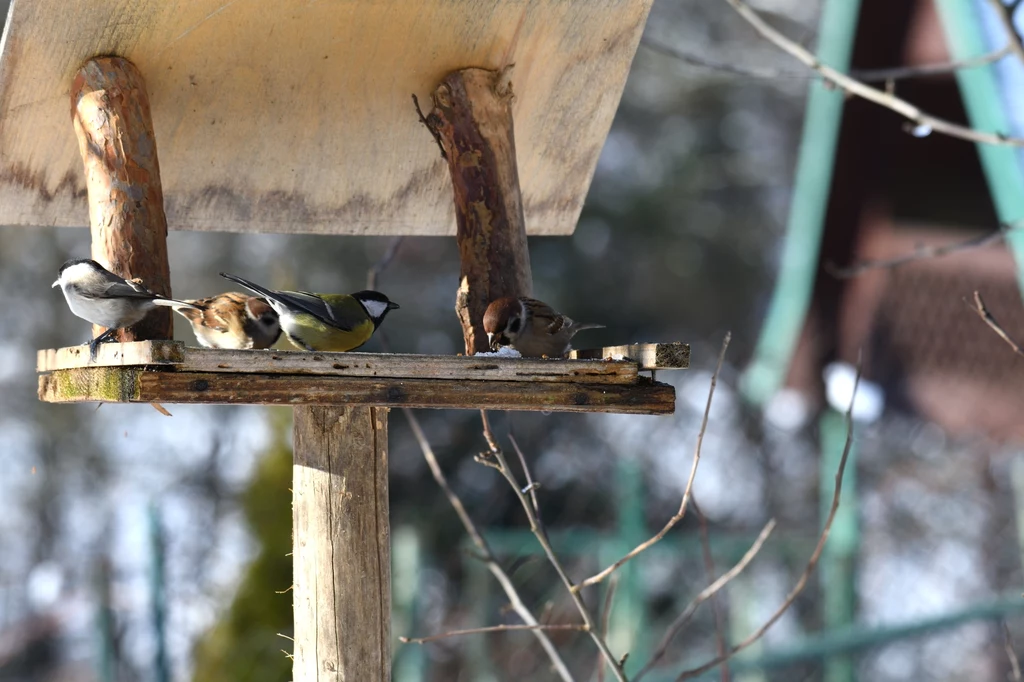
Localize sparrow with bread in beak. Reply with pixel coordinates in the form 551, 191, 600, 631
482, 296, 604, 358
175, 292, 282, 349
52, 258, 199, 357
219, 272, 399, 352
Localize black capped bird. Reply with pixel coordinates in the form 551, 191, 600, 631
483, 296, 603, 358
175, 292, 282, 350
219, 272, 399, 352
52, 258, 198, 357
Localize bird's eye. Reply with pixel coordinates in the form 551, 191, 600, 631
508, 317, 521, 334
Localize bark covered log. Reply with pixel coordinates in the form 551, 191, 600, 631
424, 67, 533, 354
72, 56, 172, 341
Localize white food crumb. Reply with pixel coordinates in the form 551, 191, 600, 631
474, 346, 522, 358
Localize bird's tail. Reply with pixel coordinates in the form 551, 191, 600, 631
151, 298, 200, 311
570, 322, 605, 337
219, 272, 281, 305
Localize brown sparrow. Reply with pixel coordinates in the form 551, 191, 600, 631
175, 292, 282, 349
482, 296, 604, 358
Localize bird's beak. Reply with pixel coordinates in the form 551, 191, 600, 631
487, 333, 499, 351
387, 301, 400, 310
51, 279, 60, 289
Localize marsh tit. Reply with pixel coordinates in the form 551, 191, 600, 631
483, 296, 603, 358
219, 272, 399, 352
175, 292, 282, 350
52, 259, 198, 357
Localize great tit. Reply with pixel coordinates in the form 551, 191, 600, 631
52, 258, 199, 357
483, 296, 604, 358
219, 272, 399, 352
175, 292, 282, 350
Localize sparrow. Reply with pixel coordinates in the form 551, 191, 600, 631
174, 292, 282, 349
52, 258, 198, 357
219, 272, 399, 352
482, 296, 604, 358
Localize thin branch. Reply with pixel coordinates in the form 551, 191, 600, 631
968, 291, 1024, 358
412, 93, 447, 160
366, 236, 404, 290
509, 432, 541, 514
400, 623, 587, 645
368, 252, 573, 681
579, 331, 732, 591
403, 408, 575, 681
693, 497, 730, 682
987, 0, 1024, 66
642, 35, 1011, 83
633, 519, 777, 682
596, 577, 620, 682
669, 361, 862, 681
825, 226, 1009, 278
1006, 621, 1023, 682
722, 0, 1024, 147
479, 410, 629, 682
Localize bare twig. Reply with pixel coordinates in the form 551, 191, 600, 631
596, 577, 620, 682
693, 497, 730, 682
722, 0, 1024, 147
368, 248, 573, 681
509, 432, 541, 514
579, 332, 732, 591
967, 291, 1024, 358
987, 0, 1024, 66
642, 36, 1011, 83
1005, 621, 1023, 682
633, 519, 777, 682
825, 226, 1009, 278
403, 409, 575, 681
668, 361, 862, 681
412, 93, 447, 160
366, 237, 404, 290
479, 410, 629, 682
400, 622, 587, 645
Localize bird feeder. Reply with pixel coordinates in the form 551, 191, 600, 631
5, 1, 688, 678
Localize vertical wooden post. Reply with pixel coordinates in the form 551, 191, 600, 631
292, 406, 391, 681
425, 67, 533, 354
71, 56, 172, 341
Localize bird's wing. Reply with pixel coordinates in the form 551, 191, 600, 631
219, 273, 354, 331
90, 273, 159, 300
521, 298, 568, 335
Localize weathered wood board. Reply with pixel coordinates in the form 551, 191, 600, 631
37, 341, 641, 384
570, 342, 691, 370
38, 367, 676, 414
0, 0, 652, 235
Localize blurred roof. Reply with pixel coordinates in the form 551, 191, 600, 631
0, 0, 651, 236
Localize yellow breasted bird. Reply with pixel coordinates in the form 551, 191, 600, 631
219, 272, 399, 352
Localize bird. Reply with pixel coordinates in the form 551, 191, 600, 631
174, 292, 282, 350
52, 258, 198, 358
218, 272, 399, 352
482, 296, 603, 358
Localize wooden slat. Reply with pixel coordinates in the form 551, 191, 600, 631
293, 406, 390, 680
0, 0, 652, 236
570, 343, 691, 370
38, 368, 675, 415
36, 342, 639, 384
37, 341, 184, 372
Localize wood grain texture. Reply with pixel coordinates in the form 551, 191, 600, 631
37, 340, 184, 372
570, 343, 691, 370
293, 406, 390, 681
72, 56, 172, 341
36, 342, 639, 383
0, 0, 653, 235
425, 68, 533, 354
38, 368, 676, 414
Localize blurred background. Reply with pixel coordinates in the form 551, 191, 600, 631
5, 0, 1024, 680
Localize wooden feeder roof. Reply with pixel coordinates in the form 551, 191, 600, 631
0, 0, 652, 236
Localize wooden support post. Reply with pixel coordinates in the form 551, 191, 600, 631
425, 67, 533, 354
71, 56, 172, 341
292, 406, 391, 681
